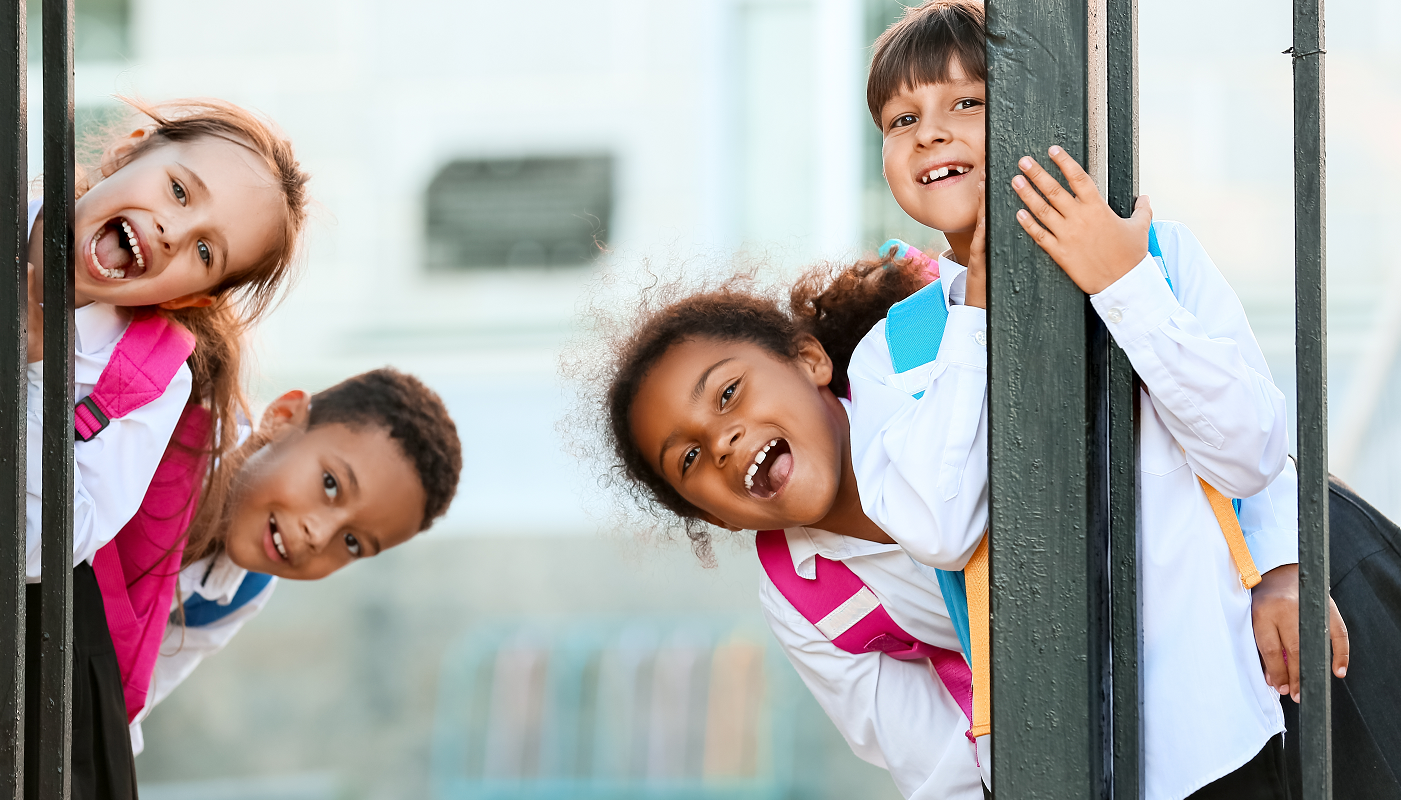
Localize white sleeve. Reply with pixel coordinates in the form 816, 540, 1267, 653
848, 312, 990, 571
1090, 221, 1288, 498
128, 578, 276, 752
1238, 458, 1300, 576
759, 579, 984, 800
25, 361, 193, 579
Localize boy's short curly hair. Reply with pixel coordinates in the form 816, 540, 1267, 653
867, 0, 987, 128
309, 368, 462, 530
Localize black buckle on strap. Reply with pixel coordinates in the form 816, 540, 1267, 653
75, 396, 110, 441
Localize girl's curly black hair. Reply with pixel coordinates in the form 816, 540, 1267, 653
597, 252, 927, 564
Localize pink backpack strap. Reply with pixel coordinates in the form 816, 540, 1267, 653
756, 530, 975, 735
75, 310, 196, 441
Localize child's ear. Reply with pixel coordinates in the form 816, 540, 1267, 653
794, 335, 834, 388
698, 512, 742, 533
98, 128, 152, 178
260, 390, 311, 438
158, 292, 215, 311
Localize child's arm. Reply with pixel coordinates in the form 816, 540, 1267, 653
23, 349, 193, 578
760, 581, 985, 799
1011, 150, 1288, 498
847, 314, 989, 571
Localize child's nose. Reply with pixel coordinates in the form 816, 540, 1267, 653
712, 426, 744, 465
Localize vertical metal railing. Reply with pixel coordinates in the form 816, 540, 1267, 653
985, 0, 1108, 795
1104, 0, 1143, 796
1292, 0, 1330, 797
39, 0, 76, 796
1, 0, 29, 796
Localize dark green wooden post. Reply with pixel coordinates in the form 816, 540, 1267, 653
0, 0, 28, 795
39, 0, 75, 796
1291, 0, 1330, 796
985, 0, 1110, 795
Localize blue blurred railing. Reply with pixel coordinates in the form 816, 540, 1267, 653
430, 618, 797, 800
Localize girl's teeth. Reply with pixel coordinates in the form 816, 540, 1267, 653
747, 463, 759, 477
272, 531, 288, 559
755, 450, 766, 464
120, 220, 145, 269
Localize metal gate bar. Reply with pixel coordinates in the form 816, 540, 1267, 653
38, 0, 75, 796
1, 0, 29, 796
985, 0, 1107, 795
1291, 0, 1330, 796
1104, 0, 1143, 796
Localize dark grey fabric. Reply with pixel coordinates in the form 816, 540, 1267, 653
1280, 476, 1401, 800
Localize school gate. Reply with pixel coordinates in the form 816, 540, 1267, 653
0, 0, 1333, 797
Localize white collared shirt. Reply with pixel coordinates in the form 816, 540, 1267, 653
759, 525, 987, 799
128, 552, 278, 755
846, 223, 1294, 800
23, 200, 193, 581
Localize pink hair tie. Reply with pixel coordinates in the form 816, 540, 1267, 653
879, 238, 940, 282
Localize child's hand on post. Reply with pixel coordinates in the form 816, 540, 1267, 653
1250, 563, 1350, 703
964, 178, 987, 309
26, 263, 42, 364
1010, 146, 1152, 295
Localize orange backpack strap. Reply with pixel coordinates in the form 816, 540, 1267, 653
964, 534, 991, 738
1199, 478, 1262, 589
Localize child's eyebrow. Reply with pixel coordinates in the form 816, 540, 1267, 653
692, 358, 734, 401
332, 455, 360, 495
174, 162, 209, 195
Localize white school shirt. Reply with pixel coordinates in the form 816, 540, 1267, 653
847, 224, 1294, 800
24, 199, 193, 581
128, 552, 278, 755
759, 524, 988, 799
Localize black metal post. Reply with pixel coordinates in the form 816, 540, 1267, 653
1105, 0, 1143, 796
1291, 0, 1330, 797
39, 0, 74, 796
986, 0, 1107, 795
0, 0, 27, 796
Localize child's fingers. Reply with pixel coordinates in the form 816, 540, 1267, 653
1254, 623, 1289, 695
1046, 145, 1101, 203
1283, 625, 1302, 703
1017, 156, 1076, 216
1329, 596, 1350, 679
1014, 208, 1057, 255
1010, 174, 1062, 230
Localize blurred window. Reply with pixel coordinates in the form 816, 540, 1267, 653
425, 156, 612, 271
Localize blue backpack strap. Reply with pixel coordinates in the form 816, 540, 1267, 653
181, 572, 273, 627
1147, 222, 1173, 292
883, 277, 973, 660
884, 279, 949, 402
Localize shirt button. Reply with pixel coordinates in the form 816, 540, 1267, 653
1106, 307, 1124, 324
974, 330, 986, 347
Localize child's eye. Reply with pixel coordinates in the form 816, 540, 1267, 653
343, 532, 361, 557
955, 98, 983, 111
682, 447, 699, 474
322, 472, 338, 500
720, 380, 739, 408
172, 180, 187, 205
197, 241, 211, 267
890, 113, 917, 130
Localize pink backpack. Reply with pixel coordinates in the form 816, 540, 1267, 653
756, 530, 976, 741
75, 310, 206, 722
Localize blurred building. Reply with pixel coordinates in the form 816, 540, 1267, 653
22, 0, 1401, 797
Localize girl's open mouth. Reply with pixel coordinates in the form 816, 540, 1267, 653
919, 164, 972, 186
745, 438, 794, 499
88, 216, 147, 280
263, 513, 290, 562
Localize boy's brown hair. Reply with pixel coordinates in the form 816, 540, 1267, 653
867, 0, 986, 128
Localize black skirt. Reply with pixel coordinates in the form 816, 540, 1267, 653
24, 562, 138, 800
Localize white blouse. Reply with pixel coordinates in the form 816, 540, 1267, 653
844, 224, 1296, 800
759, 525, 987, 799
